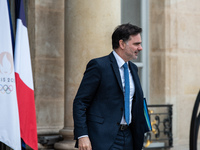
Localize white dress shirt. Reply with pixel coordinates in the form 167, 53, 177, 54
112, 50, 135, 125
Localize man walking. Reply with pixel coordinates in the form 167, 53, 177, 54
73, 23, 147, 150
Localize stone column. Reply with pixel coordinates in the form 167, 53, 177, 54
149, 1, 200, 149
55, 0, 121, 149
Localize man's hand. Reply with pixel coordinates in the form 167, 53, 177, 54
78, 137, 92, 150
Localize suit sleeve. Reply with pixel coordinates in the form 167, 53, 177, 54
73, 59, 101, 139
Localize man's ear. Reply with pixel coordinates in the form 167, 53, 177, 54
119, 40, 126, 50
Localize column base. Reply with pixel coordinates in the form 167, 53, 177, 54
54, 127, 77, 150
54, 140, 77, 150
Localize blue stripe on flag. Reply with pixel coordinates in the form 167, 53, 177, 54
16, 0, 27, 27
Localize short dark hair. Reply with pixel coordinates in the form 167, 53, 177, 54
112, 23, 142, 49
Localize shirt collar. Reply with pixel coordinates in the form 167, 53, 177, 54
112, 50, 127, 68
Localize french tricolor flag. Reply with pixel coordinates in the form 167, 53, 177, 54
14, 0, 38, 149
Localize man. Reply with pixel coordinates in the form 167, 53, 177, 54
73, 23, 148, 150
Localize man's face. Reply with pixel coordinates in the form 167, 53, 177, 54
123, 34, 142, 61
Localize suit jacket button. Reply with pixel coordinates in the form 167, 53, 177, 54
117, 122, 120, 125
121, 108, 123, 111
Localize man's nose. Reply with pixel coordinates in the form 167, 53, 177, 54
138, 45, 142, 51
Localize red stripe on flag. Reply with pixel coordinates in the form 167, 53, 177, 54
15, 73, 38, 150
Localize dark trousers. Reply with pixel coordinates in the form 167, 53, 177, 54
110, 127, 133, 150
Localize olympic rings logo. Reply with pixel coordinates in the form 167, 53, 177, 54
0, 84, 13, 94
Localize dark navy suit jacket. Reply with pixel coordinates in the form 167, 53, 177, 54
73, 52, 146, 150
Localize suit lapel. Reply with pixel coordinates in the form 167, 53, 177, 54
129, 61, 143, 100
109, 53, 143, 95
109, 53, 123, 91
129, 62, 139, 96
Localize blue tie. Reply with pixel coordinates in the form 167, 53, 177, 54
123, 63, 130, 125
